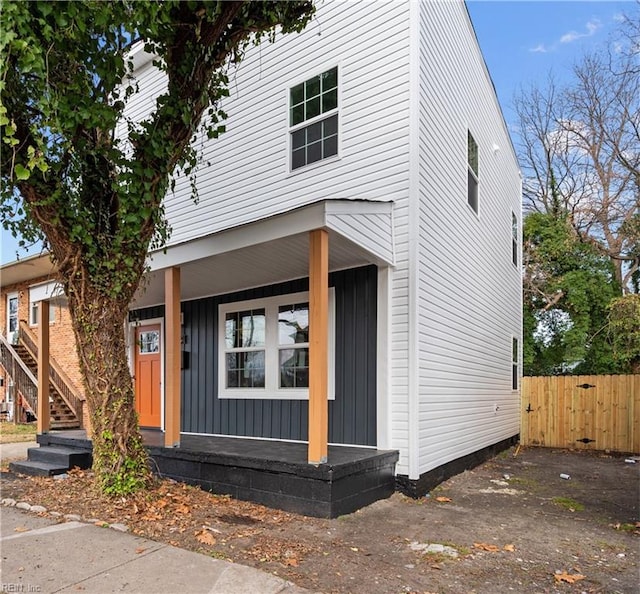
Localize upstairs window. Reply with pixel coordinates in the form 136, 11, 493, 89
512, 212, 518, 266
290, 67, 338, 170
467, 130, 479, 213
512, 337, 519, 390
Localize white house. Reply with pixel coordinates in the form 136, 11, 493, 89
118, 0, 521, 513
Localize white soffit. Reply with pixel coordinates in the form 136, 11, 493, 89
0, 253, 55, 288
147, 199, 395, 272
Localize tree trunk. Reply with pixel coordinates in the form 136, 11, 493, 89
66, 280, 150, 495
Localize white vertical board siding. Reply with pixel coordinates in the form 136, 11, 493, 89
415, 1, 521, 476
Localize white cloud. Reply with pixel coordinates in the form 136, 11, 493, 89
560, 19, 602, 44
530, 44, 548, 53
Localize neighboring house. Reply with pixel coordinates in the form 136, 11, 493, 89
0, 254, 87, 429
7, 0, 522, 515
125, 0, 522, 497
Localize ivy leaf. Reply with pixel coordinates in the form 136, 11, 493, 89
14, 164, 30, 180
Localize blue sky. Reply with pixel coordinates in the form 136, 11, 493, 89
467, 0, 635, 127
1, 1, 635, 265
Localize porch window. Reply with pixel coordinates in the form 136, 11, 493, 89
290, 67, 339, 170
219, 291, 334, 399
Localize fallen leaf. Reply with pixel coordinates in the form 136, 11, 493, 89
284, 557, 299, 567
554, 572, 585, 584
503, 544, 516, 552
135, 547, 146, 554
195, 529, 216, 545
350, 547, 359, 552
435, 496, 452, 503
474, 542, 500, 552
175, 504, 191, 514
14, 526, 30, 533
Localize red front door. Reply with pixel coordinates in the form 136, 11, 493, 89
134, 324, 162, 428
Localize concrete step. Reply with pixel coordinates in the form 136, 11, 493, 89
28, 446, 92, 468
9, 460, 69, 477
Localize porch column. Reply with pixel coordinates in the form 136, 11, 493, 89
37, 300, 50, 434
164, 267, 181, 448
308, 229, 329, 464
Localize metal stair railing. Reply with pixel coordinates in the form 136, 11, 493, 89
17, 320, 84, 422
0, 332, 38, 415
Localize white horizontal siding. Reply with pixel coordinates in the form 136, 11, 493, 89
144, 0, 413, 246
414, 0, 521, 476
123, 0, 414, 469
326, 211, 394, 265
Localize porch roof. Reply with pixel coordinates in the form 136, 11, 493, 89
131, 199, 394, 309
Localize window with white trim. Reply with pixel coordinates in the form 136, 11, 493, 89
29, 301, 56, 326
289, 67, 338, 170
512, 337, 519, 390
467, 130, 479, 213
512, 212, 518, 266
219, 290, 335, 399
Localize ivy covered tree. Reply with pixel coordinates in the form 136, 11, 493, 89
0, 1, 314, 495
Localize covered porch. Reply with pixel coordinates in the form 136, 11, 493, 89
28, 199, 399, 517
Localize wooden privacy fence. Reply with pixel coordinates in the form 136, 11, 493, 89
521, 375, 639, 454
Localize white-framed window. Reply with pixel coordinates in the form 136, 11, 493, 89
512, 337, 519, 391
289, 66, 338, 171
218, 290, 335, 400
512, 212, 518, 266
29, 301, 56, 326
467, 130, 479, 213
6, 293, 18, 336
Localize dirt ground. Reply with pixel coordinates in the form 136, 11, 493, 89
1, 446, 638, 594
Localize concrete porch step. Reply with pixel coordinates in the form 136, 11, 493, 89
9, 459, 69, 477
28, 446, 92, 468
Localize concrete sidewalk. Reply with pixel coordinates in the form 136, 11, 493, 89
1, 505, 309, 594
0, 440, 38, 462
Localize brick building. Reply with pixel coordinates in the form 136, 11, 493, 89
0, 254, 88, 429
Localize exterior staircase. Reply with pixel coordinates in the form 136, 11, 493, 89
0, 321, 83, 430
12, 343, 80, 429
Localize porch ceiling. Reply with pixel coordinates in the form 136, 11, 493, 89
131, 199, 394, 309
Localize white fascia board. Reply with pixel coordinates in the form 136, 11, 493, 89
129, 40, 155, 70
148, 200, 395, 271
29, 280, 64, 302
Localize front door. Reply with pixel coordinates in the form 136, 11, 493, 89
6, 293, 18, 341
134, 324, 162, 428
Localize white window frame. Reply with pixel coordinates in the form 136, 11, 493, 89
218, 290, 335, 400
512, 336, 519, 391
6, 293, 18, 340
467, 130, 479, 214
288, 66, 340, 173
511, 212, 518, 267
29, 300, 56, 326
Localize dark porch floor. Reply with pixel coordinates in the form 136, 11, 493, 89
36, 430, 399, 518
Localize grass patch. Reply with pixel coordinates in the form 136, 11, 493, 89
508, 476, 538, 489
613, 523, 638, 534
552, 496, 585, 512
0, 421, 37, 444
